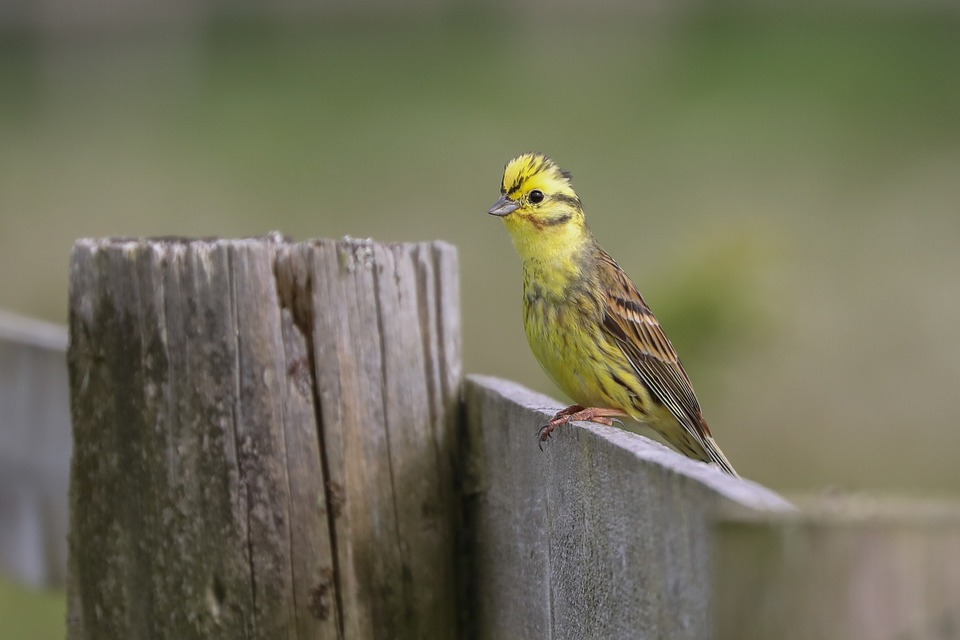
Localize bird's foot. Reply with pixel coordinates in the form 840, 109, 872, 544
537, 405, 630, 450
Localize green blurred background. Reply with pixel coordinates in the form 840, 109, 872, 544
2, 2, 959, 635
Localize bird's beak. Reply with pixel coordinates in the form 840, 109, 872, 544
487, 195, 519, 217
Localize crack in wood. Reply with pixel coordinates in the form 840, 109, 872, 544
275, 244, 346, 639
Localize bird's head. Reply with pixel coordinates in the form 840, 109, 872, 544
487, 153, 588, 259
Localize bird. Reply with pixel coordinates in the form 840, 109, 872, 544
487, 152, 739, 477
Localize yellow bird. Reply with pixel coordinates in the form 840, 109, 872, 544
488, 152, 739, 477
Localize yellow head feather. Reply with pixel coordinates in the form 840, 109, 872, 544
501, 152, 578, 201
488, 152, 593, 285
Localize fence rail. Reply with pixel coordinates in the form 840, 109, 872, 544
461, 374, 792, 639
0, 310, 71, 589
716, 499, 960, 639
1, 236, 957, 638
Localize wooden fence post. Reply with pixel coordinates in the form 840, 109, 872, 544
66, 236, 461, 639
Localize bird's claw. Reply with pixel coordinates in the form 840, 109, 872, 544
589, 416, 617, 426
535, 405, 581, 449
537, 423, 557, 452
536, 405, 628, 450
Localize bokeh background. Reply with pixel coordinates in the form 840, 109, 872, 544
2, 1, 959, 635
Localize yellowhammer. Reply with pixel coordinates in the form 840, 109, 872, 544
488, 152, 739, 477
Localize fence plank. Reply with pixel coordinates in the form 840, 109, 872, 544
715, 500, 960, 640
67, 237, 461, 639
462, 374, 794, 640
0, 311, 70, 589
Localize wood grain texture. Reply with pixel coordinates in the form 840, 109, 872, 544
715, 499, 960, 640
67, 236, 461, 639
0, 311, 70, 588
276, 238, 462, 640
462, 374, 794, 640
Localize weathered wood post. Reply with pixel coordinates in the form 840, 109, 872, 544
67, 236, 461, 639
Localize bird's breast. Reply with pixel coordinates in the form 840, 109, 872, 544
522, 280, 612, 407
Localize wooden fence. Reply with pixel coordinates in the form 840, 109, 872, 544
1, 236, 958, 638
0, 310, 71, 588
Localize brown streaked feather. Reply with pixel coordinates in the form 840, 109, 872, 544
595, 249, 739, 474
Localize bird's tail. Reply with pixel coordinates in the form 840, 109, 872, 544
703, 435, 739, 478
666, 418, 740, 477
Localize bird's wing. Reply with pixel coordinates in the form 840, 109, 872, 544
596, 250, 714, 444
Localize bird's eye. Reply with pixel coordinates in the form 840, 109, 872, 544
529, 190, 545, 204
